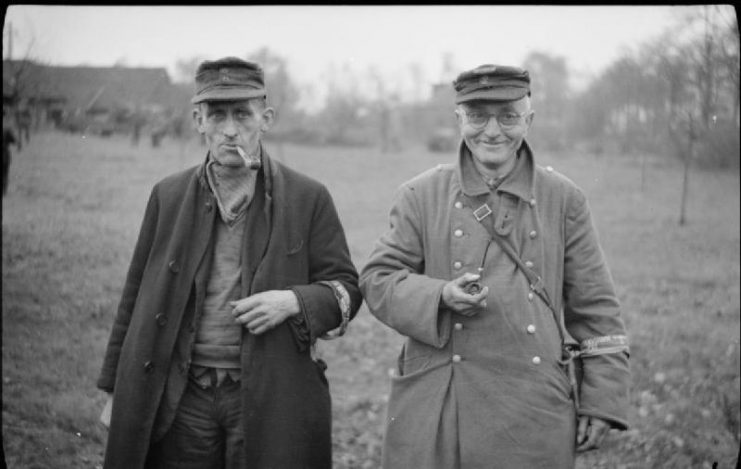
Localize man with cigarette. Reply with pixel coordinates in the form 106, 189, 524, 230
360, 64, 630, 467
97, 57, 362, 469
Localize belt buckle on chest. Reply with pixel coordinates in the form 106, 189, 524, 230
473, 204, 492, 221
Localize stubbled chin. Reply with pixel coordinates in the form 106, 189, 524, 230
475, 145, 509, 159
478, 140, 505, 149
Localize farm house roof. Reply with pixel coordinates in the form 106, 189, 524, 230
2, 60, 188, 112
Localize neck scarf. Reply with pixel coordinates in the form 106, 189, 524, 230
205, 154, 259, 225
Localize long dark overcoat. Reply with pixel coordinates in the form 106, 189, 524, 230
97, 149, 362, 469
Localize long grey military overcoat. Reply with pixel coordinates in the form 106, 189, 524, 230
360, 142, 630, 469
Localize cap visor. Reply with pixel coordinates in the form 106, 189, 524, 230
192, 88, 266, 104
455, 87, 528, 104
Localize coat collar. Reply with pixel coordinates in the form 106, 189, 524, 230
457, 140, 535, 202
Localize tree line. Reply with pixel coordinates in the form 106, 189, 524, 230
172, 6, 738, 167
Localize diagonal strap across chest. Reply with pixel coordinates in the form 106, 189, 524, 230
463, 192, 567, 348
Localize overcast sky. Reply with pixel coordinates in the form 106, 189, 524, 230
4, 5, 697, 108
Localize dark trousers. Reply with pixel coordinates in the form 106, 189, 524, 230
148, 371, 244, 469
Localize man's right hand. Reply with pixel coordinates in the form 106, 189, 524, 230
441, 273, 488, 316
99, 394, 113, 428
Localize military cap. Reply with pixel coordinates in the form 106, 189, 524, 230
191, 57, 266, 104
453, 64, 530, 104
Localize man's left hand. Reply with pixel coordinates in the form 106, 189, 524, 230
231, 290, 300, 335
576, 415, 611, 452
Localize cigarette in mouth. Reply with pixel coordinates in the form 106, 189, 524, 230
236, 146, 261, 169
236, 146, 248, 163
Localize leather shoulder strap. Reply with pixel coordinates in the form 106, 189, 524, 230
465, 197, 567, 347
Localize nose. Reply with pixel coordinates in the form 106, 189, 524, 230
222, 115, 238, 138
482, 116, 502, 135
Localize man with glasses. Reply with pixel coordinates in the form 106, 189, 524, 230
360, 64, 630, 468
97, 57, 362, 469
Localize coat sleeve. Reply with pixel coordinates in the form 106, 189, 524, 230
290, 185, 362, 345
96, 187, 160, 392
562, 188, 630, 430
359, 185, 451, 348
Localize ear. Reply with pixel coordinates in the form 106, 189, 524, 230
192, 106, 205, 134
524, 110, 535, 132
454, 109, 464, 126
260, 107, 276, 132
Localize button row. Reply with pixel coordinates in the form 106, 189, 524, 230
454, 199, 537, 209
449, 354, 541, 365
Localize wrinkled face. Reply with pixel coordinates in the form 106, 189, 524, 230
456, 97, 534, 172
193, 99, 274, 166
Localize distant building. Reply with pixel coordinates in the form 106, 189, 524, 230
2, 60, 191, 135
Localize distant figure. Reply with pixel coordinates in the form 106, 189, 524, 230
3, 105, 19, 197
131, 112, 145, 146
149, 118, 168, 148
379, 94, 403, 153
97, 57, 362, 469
15, 106, 31, 148
360, 64, 631, 468
170, 113, 186, 141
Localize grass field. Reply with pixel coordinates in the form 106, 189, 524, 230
2, 131, 739, 468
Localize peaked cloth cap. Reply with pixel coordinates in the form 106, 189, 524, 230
453, 64, 530, 104
192, 57, 266, 104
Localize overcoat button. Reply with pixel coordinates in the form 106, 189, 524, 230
144, 361, 154, 372
532, 356, 541, 365
454, 229, 463, 237
168, 260, 180, 273
454, 201, 463, 209
525, 261, 534, 268
527, 324, 536, 334
156, 313, 167, 326
453, 261, 462, 269
454, 323, 463, 331
528, 292, 534, 301
529, 230, 537, 239
452, 354, 462, 363
529, 198, 537, 207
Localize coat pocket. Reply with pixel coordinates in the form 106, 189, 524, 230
397, 344, 433, 377
286, 238, 304, 255
399, 355, 433, 377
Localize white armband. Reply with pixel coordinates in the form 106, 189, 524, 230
319, 280, 351, 340
580, 334, 630, 357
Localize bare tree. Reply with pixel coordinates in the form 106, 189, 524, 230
523, 51, 571, 151
4, 25, 39, 148
712, 5, 740, 125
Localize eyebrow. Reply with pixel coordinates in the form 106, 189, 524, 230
206, 103, 253, 113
